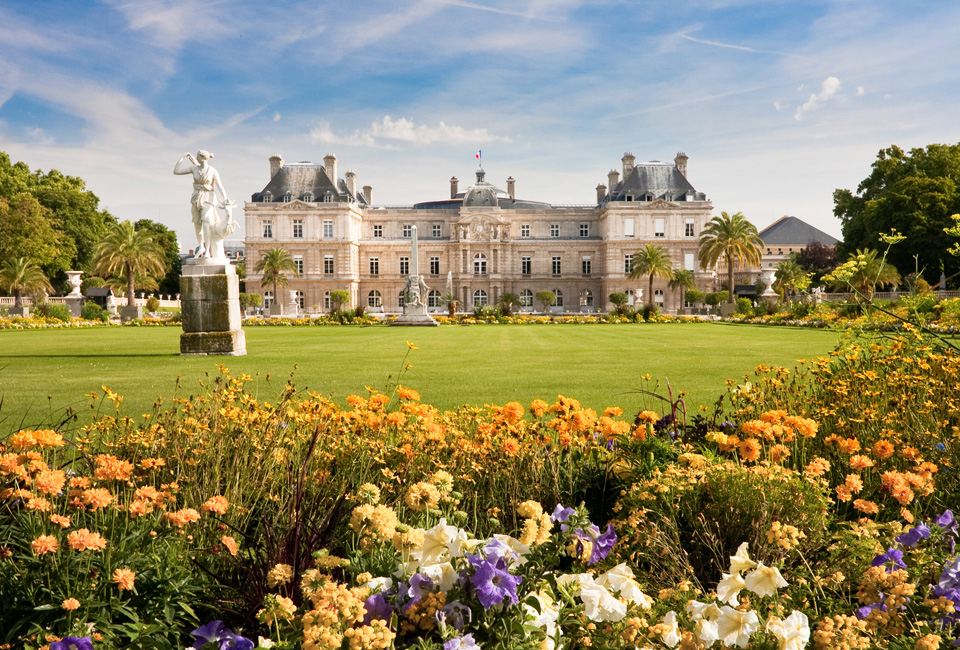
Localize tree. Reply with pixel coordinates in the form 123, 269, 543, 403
608, 292, 630, 315
0, 195, 74, 276
92, 221, 167, 307
535, 290, 556, 312
823, 248, 900, 300
773, 259, 812, 302
329, 290, 350, 313
134, 219, 182, 296
497, 292, 520, 317
835, 144, 960, 284
668, 269, 696, 310
0, 257, 53, 309
794, 242, 838, 285
254, 247, 299, 303
697, 211, 763, 304
629, 244, 674, 307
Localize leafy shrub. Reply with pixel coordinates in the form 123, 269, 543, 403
81, 301, 105, 321
641, 304, 659, 321
685, 289, 704, 305
145, 296, 160, 312
704, 292, 720, 306
787, 300, 814, 318
40, 303, 72, 321
736, 297, 753, 315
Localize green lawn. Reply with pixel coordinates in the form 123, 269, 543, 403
0, 323, 841, 432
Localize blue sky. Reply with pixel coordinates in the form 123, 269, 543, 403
3, 0, 960, 249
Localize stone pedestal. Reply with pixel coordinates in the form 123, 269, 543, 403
391, 296, 439, 327
120, 305, 143, 322
180, 260, 246, 356
65, 295, 83, 317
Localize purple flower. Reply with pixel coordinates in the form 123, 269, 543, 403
191, 621, 226, 649
363, 593, 394, 624
872, 548, 907, 573
189, 620, 253, 650
471, 558, 522, 609
50, 638, 94, 650
438, 601, 472, 632
588, 523, 617, 564
935, 510, 958, 535
896, 523, 931, 547
939, 557, 960, 591
856, 602, 886, 620
403, 573, 435, 611
551, 504, 575, 524
218, 631, 254, 650
444, 633, 481, 650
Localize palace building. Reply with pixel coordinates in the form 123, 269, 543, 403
243, 151, 716, 314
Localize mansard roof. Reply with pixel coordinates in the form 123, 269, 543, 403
251, 162, 367, 205
758, 216, 840, 246
609, 162, 705, 202
412, 166, 552, 210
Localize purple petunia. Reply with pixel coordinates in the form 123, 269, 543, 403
470, 557, 522, 609
551, 504, 575, 524
872, 548, 907, 573
363, 592, 395, 624
189, 620, 253, 650
935, 510, 958, 535
856, 602, 887, 620
438, 601, 473, 632
50, 638, 94, 650
444, 633, 481, 650
895, 523, 931, 547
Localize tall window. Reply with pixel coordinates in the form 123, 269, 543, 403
323, 219, 333, 238
402, 225, 412, 238
324, 254, 334, 274
579, 223, 589, 238
323, 291, 331, 310
430, 256, 440, 275
624, 253, 633, 274
654, 289, 664, 306
399, 290, 407, 308
432, 224, 442, 238
473, 290, 488, 307
552, 256, 561, 275
293, 255, 304, 275
296, 291, 305, 310
554, 289, 563, 307
684, 253, 695, 271
685, 218, 696, 237
550, 224, 560, 238
654, 218, 665, 238
581, 257, 591, 275
520, 289, 533, 307
474, 253, 487, 275
373, 225, 383, 238
428, 290, 442, 307
521, 256, 531, 275
369, 258, 379, 275
520, 224, 530, 238
399, 256, 409, 275
264, 291, 273, 308
262, 220, 273, 238
368, 290, 381, 308
624, 218, 635, 237
293, 219, 303, 239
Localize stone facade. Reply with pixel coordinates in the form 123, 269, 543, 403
244, 152, 716, 313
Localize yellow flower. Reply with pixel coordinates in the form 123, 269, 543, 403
267, 563, 294, 587
406, 341, 418, 350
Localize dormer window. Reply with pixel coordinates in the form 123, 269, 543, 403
624, 195, 633, 201
283, 192, 292, 203
303, 192, 313, 202
262, 191, 273, 202
323, 192, 334, 203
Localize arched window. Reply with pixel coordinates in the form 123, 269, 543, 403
428, 290, 442, 308
296, 291, 305, 310
654, 289, 664, 306
264, 291, 273, 308
473, 290, 488, 307
520, 289, 533, 307
580, 289, 594, 307
474, 253, 487, 275
554, 289, 564, 307
323, 291, 331, 310
368, 290, 381, 308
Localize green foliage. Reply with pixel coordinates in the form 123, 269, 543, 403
794, 241, 839, 285
735, 297, 753, 315
685, 289, 704, 305
92, 221, 168, 308
134, 219, 182, 296
145, 296, 161, 312
697, 211, 763, 304
823, 248, 900, 300
253, 247, 299, 301
535, 290, 556, 311
497, 292, 521, 317
329, 289, 350, 313
81, 300, 105, 321
0, 195, 74, 277
773, 259, 812, 301
704, 292, 720, 306
0, 257, 53, 308
629, 243, 674, 306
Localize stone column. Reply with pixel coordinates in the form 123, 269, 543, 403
180, 259, 246, 355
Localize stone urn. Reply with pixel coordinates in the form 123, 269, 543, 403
66, 271, 83, 296
760, 268, 779, 305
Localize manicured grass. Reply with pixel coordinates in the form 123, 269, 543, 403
0, 323, 841, 432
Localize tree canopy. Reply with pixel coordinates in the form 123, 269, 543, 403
629, 243, 674, 307
835, 143, 960, 284
697, 211, 763, 304
92, 221, 168, 307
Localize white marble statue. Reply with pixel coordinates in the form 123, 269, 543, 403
174, 151, 233, 260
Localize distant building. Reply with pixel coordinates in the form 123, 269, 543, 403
758, 216, 840, 270
243, 151, 716, 313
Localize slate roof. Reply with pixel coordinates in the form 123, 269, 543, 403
413, 166, 552, 210
608, 162, 706, 202
251, 162, 368, 205
758, 216, 840, 246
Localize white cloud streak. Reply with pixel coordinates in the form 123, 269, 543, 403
794, 76, 841, 121
310, 116, 512, 148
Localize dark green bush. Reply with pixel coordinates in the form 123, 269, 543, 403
81, 300, 104, 320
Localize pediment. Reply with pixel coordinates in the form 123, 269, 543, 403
644, 199, 679, 209
454, 212, 507, 241
286, 200, 314, 209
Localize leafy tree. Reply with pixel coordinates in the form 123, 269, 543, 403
497, 292, 520, 317
668, 269, 696, 309
254, 248, 299, 303
0, 195, 74, 276
608, 292, 629, 315
329, 290, 350, 313
134, 219, 182, 295
535, 290, 556, 311
823, 248, 900, 300
92, 221, 167, 307
773, 259, 812, 302
793, 242, 838, 285
629, 243, 674, 307
835, 144, 960, 283
685, 289, 705, 305
698, 211, 763, 304
0, 257, 53, 309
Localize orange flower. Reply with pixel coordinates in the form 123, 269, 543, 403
900, 446, 923, 462
397, 385, 420, 401
82, 488, 114, 510
805, 457, 831, 478
31, 534, 59, 556
769, 444, 791, 463
853, 499, 879, 515
49, 514, 71, 528
26, 497, 51, 512
873, 440, 895, 460
112, 568, 136, 591
33, 469, 67, 496
849, 455, 875, 471
636, 410, 660, 424
222, 535, 239, 556
603, 406, 623, 418
760, 410, 787, 424
32, 429, 66, 449
835, 485, 853, 502
785, 416, 818, 439
837, 438, 861, 454
738, 438, 762, 462
202, 495, 230, 516
69, 476, 91, 490
845, 474, 864, 494
67, 528, 107, 552
139, 457, 166, 470
62, 598, 81, 611
166, 508, 201, 527
134, 486, 162, 504
501, 439, 520, 457
128, 499, 153, 518
530, 399, 548, 418
93, 455, 134, 481
500, 401, 525, 423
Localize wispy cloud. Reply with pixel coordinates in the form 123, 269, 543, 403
103, 0, 236, 52
794, 76, 841, 121
677, 29, 808, 59
310, 116, 512, 148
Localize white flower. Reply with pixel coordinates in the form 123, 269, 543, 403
421, 519, 459, 565
363, 576, 394, 593
491, 534, 531, 565
579, 581, 627, 622
717, 605, 759, 648
557, 573, 595, 589
744, 562, 789, 598
766, 610, 810, 650
418, 561, 458, 593
595, 563, 654, 609
695, 618, 720, 647
716, 572, 747, 605
659, 610, 681, 648
525, 589, 562, 649
685, 599, 722, 622
729, 542, 758, 575
257, 638, 276, 649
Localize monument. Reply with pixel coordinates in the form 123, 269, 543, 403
174, 151, 246, 355
390, 225, 438, 326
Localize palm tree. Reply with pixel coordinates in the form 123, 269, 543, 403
92, 221, 167, 307
827, 249, 900, 300
698, 211, 763, 304
497, 292, 520, 317
254, 247, 299, 305
773, 259, 811, 303
667, 269, 696, 311
0, 257, 53, 309
629, 244, 674, 307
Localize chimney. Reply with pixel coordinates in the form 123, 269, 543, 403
363, 185, 372, 205
607, 169, 620, 194
269, 154, 283, 178
621, 152, 636, 179
596, 184, 607, 203
674, 151, 689, 178
450, 176, 459, 199
506, 176, 516, 199
345, 171, 357, 198
323, 153, 338, 185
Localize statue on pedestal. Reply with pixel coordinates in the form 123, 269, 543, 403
174, 151, 236, 260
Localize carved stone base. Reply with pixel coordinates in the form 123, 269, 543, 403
391, 307, 439, 327
180, 330, 247, 356
120, 305, 143, 322
180, 259, 246, 356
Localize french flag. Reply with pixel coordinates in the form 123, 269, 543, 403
475, 150, 481, 161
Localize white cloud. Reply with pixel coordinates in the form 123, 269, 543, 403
103, 0, 235, 52
310, 116, 512, 148
794, 76, 841, 120
273, 113, 281, 122
857, 86, 865, 96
